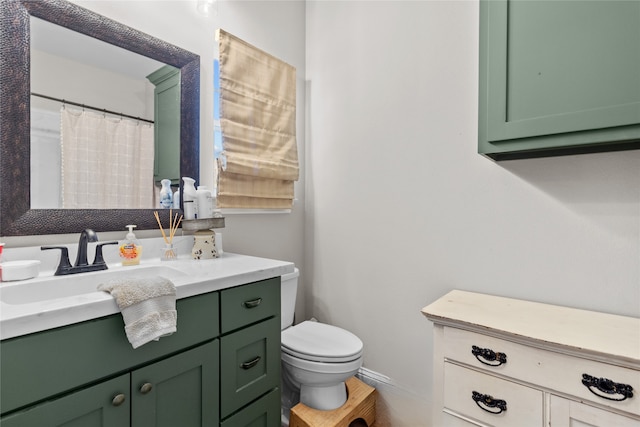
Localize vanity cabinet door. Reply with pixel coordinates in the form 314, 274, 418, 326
131, 340, 219, 427
549, 395, 640, 427
478, 0, 640, 160
0, 375, 130, 427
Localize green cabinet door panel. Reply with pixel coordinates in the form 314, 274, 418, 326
147, 65, 181, 184
0, 292, 219, 415
479, 0, 640, 160
220, 317, 281, 418
132, 340, 219, 427
0, 375, 130, 427
220, 389, 280, 427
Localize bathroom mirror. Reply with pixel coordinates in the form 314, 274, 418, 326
0, 0, 200, 236
30, 16, 167, 210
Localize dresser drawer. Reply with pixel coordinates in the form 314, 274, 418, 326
220, 316, 281, 417
444, 362, 543, 427
443, 327, 640, 416
220, 277, 280, 334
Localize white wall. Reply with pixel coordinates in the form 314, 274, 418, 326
10, 0, 308, 305
305, 1, 640, 425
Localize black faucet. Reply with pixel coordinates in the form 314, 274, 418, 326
41, 229, 118, 276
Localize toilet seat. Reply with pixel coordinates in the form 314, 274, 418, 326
281, 321, 363, 363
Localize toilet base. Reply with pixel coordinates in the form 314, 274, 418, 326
289, 377, 376, 427
300, 381, 347, 411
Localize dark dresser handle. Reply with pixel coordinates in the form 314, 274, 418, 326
582, 374, 634, 401
472, 391, 507, 414
472, 345, 507, 366
240, 356, 261, 370
243, 298, 262, 309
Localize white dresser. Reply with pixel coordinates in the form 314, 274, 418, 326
421, 291, 640, 426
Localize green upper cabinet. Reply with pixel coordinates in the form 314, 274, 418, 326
147, 65, 181, 184
478, 0, 640, 160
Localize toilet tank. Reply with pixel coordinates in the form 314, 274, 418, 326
281, 268, 299, 330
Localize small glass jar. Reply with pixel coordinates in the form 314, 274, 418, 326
160, 243, 177, 261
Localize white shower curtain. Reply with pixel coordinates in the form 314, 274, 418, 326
61, 108, 155, 209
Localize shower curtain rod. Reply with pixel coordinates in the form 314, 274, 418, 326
31, 92, 155, 124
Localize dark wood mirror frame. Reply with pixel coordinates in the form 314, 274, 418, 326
0, 0, 199, 236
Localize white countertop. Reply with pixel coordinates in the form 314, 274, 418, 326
0, 252, 294, 340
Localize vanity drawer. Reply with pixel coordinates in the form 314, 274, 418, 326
220, 277, 280, 334
220, 316, 281, 418
443, 327, 640, 416
444, 362, 543, 427
220, 387, 280, 427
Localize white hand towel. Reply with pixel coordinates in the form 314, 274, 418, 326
98, 276, 177, 349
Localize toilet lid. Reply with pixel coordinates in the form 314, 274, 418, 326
281, 321, 363, 363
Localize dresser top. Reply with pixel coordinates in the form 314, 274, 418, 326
422, 290, 640, 367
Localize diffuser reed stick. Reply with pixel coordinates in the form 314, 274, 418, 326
154, 209, 183, 260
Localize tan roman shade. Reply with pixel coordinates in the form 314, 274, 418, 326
216, 28, 298, 209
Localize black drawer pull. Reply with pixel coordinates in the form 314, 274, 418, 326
472, 391, 507, 414
241, 356, 261, 370
243, 298, 262, 309
582, 374, 634, 401
472, 345, 507, 366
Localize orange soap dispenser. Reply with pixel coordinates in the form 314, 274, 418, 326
119, 225, 142, 266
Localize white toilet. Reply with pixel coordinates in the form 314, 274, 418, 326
280, 268, 364, 418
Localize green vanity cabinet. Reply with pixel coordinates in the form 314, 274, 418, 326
478, 0, 640, 160
147, 65, 181, 184
0, 277, 282, 427
0, 342, 218, 427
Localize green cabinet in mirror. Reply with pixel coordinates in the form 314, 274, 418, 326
478, 0, 640, 160
148, 65, 181, 185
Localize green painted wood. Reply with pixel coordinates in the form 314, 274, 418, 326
478, 0, 640, 159
220, 317, 281, 418
147, 65, 181, 184
220, 389, 280, 427
220, 277, 280, 334
0, 375, 130, 427
132, 340, 219, 427
0, 292, 219, 415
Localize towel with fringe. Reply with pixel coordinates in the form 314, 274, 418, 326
98, 276, 177, 349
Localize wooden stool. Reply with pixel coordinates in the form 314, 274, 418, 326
289, 377, 376, 427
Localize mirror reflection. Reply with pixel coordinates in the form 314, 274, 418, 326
30, 17, 179, 209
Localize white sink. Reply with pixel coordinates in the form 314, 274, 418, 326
0, 265, 187, 305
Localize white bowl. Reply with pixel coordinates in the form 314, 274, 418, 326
1, 260, 41, 282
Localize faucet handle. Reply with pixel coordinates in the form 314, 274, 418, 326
93, 241, 119, 267
41, 246, 72, 276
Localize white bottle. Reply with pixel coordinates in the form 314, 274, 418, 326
182, 177, 198, 219
196, 186, 213, 219
159, 179, 173, 209
173, 188, 180, 209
